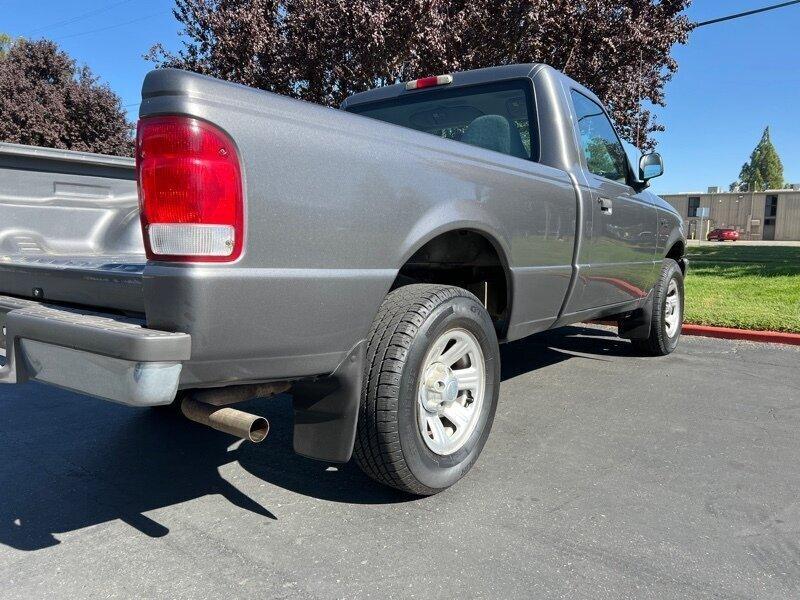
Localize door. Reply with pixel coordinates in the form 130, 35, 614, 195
565, 90, 658, 314
763, 220, 776, 240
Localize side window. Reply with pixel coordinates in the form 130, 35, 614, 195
570, 90, 628, 184
347, 81, 538, 161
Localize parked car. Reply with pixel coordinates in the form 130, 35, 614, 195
707, 228, 739, 242
0, 64, 686, 495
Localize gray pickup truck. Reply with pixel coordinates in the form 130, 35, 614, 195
0, 64, 685, 495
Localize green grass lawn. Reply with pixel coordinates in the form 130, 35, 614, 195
684, 245, 800, 332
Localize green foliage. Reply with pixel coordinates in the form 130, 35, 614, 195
0, 33, 12, 57
0, 38, 132, 156
586, 138, 619, 179
684, 245, 800, 332
152, 0, 693, 150
734, 127, 785, 191
687, 245, 800, 265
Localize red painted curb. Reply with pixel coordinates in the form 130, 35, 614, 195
680, 324, 800, 346
588, 320, 800, 346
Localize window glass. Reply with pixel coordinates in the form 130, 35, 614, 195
766, 195, 778, 217
688, 197, 701, 218
347, 81, 537, 161
570, 90, 628, 183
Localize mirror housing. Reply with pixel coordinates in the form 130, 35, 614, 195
639, 152, 664, 182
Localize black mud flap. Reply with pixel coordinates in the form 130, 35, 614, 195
290, 341, 365, 463
617, 290, 654, 340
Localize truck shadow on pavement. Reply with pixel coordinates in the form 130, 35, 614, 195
0, 325, 629, 551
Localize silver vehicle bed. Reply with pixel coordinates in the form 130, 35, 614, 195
0, 142, 145, 312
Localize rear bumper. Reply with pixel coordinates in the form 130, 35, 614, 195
0, 295, 190, 406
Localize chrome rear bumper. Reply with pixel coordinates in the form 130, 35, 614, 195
0, 295, 190, 406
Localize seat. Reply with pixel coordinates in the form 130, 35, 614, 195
461, 115, 528, 159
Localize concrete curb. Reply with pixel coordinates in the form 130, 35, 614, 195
681, 324, 800, 346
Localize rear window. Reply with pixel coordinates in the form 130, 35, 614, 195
346, 80, 538, 161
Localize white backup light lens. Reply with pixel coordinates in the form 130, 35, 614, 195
148, 224, 235, 257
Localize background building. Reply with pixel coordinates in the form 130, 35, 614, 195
662, 187, 800, 241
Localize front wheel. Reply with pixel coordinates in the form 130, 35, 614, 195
631, 258, 684, 356
354, 284, 500, 495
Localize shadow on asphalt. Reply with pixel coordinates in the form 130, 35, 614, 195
0, 325, 632, 551
500, 324, 637, 380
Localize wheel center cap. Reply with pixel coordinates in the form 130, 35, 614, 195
422, 362, 459, 412
443, 379, 459, 403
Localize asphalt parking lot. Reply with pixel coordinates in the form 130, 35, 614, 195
1, 325, 799, 599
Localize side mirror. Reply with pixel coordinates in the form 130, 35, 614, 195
639, 152, 664, 181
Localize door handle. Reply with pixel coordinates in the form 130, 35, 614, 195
598, 197, 613, 215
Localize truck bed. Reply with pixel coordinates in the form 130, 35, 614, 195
0, 142, 145, 313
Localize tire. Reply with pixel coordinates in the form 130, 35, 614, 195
631, 258, 684, 356
354, 284, 500, 495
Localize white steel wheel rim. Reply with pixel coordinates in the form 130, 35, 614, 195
664, 279, 681, 337
417, 328, 486, 456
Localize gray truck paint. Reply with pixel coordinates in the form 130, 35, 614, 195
0, 64, 684, 459
136, 64, 682, 386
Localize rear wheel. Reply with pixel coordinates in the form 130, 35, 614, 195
631, 258, 684, 356
354, 284, 500, 495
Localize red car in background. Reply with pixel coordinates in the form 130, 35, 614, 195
707, 228, 739, 242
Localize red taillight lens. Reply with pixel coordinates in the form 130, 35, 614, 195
136, 116, 244, 262
414, 76, 441, 89
404, 74, 453, 91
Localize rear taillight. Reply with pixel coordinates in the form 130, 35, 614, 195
136, 116, 244, 262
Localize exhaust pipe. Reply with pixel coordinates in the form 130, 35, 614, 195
181, 397, 269, 443
190, 381, 290, 407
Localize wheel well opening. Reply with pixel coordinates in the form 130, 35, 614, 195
392, 230, 510, 336
666, 241, 686, 273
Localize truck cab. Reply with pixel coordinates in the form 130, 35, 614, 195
343, 64, 684, 333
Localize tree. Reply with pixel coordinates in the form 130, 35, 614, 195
149, 0, 693, 150
0, 33, 12, 57
0, 38, 133, 156
585, 137, 629, 180
731, 127, 785, 192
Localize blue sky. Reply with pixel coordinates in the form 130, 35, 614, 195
3, 0, 178, 115
3, 1, 799, 193
652, 1, 800, 193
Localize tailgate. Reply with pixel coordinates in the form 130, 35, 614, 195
0, 142, 145, 312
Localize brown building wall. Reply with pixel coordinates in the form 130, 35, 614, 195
776, 194, 800, 240
662, 191, 800, 241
